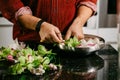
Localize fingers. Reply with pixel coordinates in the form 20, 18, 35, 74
40, 36, 53, 43
40, 27, 63, 43
65, 31, 84, 40
40, 34, 62, 43
64, 31, 71, 40
55, 29, 63, 41
51, 29, 63, 43
77, 34, 84, 40
40, 36, 46, 42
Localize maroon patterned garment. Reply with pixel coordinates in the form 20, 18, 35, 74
0, 0, 97, 42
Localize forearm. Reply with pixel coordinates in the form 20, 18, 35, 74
64, 5, 94, 40
17, 14, 41, 30
73, 5, 93, 27
18, 14, 63, 43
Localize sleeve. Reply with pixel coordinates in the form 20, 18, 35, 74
0, 0, 24, 22
76, 0, 97, 12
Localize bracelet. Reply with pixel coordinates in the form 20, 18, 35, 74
35, 20, 44, 32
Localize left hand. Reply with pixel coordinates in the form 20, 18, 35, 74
65, 5, 93, 41
65, 18, 84, 40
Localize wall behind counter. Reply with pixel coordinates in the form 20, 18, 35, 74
0, 17, 14, 47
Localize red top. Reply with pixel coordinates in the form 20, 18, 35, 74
0, 0, 97, 42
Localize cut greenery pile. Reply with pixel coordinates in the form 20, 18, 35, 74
0, 37, 80, 75
58, 37, 81, 50
0, 45, 58, 75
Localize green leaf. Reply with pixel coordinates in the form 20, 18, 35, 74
65, 36, 80, 47
37, 45, 47, 56
2, 48, 11, 58
42, 57, 50, 65
18, 56, 26, 65
27, 63, 34, 70
34, 55, 43, 62
38, 45, 47, 52
9, 63, 25, 75
22, 47, 33, 56
32, 59, 41, 68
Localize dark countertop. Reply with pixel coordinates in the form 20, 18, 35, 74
0, 44, 118, 80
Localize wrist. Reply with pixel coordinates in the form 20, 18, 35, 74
35, 19, 45, 32
73, 17, 83, 27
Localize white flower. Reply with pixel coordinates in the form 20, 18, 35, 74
8, 38, 26, 50
28, 55, 34, 63
30, 67, 45, 75
49, 63, 57, 70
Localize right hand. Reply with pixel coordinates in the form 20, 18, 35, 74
39, 22, 63, 43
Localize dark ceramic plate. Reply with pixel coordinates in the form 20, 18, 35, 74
52, 34, 105, 57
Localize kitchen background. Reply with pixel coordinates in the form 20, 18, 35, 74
0, 0, 117, 48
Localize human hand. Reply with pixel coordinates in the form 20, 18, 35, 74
39, 22, 63, 43
65, 19, 84, 40
65, 5, 94, 40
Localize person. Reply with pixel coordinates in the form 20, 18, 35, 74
0, 0, 97, 45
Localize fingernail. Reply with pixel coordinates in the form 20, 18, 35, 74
40, 40, 43, 42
